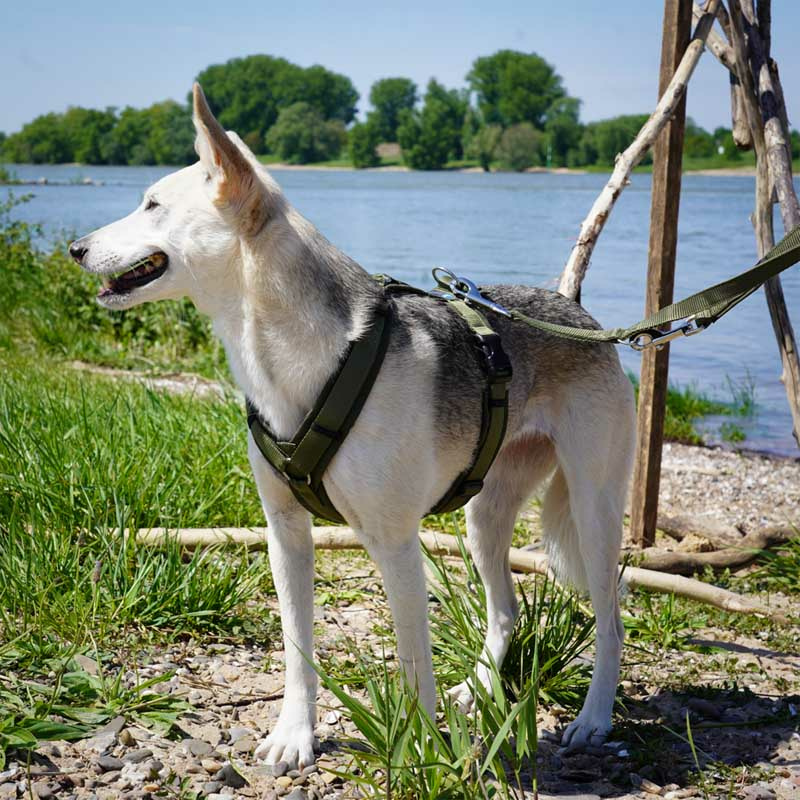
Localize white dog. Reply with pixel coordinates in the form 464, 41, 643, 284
70, 84, 636, 769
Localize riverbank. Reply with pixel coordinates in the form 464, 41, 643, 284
1, 160, 764, 182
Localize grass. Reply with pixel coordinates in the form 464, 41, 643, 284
628, 371, 755, 444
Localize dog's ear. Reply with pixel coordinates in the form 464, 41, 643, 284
192, 82, 272, 236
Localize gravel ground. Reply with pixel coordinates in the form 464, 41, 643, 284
5, 444, 799, 800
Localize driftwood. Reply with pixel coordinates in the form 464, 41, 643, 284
130, 525, 787, 622
636, 525, 796, 574
716, 1, 800, 449
557, 0, 721, 300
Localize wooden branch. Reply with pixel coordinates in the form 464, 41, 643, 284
692, 3, 736, 72
635, 526, 797, 574
731, 0, 800, 448
130, 525, 787, 622
557, 0, 721, 299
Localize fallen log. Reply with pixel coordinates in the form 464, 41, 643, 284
130, 526, 788, 622
635, 525, 797, 575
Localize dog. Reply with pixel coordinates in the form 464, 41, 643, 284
69, 83, 636, 769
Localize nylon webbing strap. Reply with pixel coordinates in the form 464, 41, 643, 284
506, 224, 800, 347
430, 300, 511, 514
247, 301, 393, 524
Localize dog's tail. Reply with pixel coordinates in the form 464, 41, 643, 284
540, 466, 589, 592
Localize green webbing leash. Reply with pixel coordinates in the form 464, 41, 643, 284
433, 225, 800, 350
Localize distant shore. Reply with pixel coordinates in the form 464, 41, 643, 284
0, 162, 760, 185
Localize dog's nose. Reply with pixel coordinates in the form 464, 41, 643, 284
69, 241, 88, 263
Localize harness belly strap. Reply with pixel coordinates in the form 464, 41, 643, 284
246, 276, 512, 523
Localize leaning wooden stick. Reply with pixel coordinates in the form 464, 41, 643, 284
557, 0, 720, 300
130, 525, 787, 622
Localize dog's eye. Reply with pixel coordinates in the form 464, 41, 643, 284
144, 197, 160, 211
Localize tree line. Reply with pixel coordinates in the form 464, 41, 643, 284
2, 51, 797, 171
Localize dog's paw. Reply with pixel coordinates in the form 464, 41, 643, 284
446, 681, 475, 713
254, 719, 316, 769
559, 712, 611, 753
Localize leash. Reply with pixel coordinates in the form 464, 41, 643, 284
432, 225, 800, 350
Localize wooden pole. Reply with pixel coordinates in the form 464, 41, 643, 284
629, 0, 693, 548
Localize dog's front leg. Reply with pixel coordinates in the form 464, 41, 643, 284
359, 529, 437, 717
249, 440, 317, 769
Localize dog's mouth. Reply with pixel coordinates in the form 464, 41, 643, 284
98, 252, 169, 298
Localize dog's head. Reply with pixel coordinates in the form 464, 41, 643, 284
69, 84, 284, 311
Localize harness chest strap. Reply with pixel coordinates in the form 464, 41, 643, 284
246, 282, 512, 524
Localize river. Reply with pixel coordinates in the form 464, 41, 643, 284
5, 162, 800, 456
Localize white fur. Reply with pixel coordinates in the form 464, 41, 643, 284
71, 85, 636, 769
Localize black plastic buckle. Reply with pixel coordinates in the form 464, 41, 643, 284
478, 332, 513, 382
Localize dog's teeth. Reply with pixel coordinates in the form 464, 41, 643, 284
150, 253, 166, 268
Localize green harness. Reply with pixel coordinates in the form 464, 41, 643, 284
246, 276, 512, 524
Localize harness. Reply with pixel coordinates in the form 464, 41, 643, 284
246, 276, 512, 524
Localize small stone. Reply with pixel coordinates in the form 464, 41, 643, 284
300, 765, 318, 778
117, 728, 136, 747
276, 776, 293, 789
201, 759, 223, 775
640, 777, 663, 794
142, 784, 160, 793
33, 784, 56, 799
202, 781, 222, 796
286, 789, 307, 800
228, 726, 252, 742
96, 756, 124, 772
272, 762, 290, 778
123, 749, 153, 764
233, 736, 255, 754
188, 739, 214, 757
687, 698, 722, 720
213, 763, 247, 789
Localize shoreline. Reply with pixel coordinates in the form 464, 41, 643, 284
1, 162, 759, 180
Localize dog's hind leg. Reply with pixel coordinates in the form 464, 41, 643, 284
547, 387, 635, 750
248, 438, 317, 769
448, 433, 556, 709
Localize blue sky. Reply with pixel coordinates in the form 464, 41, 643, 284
3, 1, 800, 135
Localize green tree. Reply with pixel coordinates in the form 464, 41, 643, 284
62, 107, 117, 164
589, 114, 650, 164
265, 102, 346, 164
145, 101, 195, 165
368, 77, 417, 141
349, 120, 380, 168
1, 113, 72, 163
497, 123, 543, 171
713, 126, 740, 161
466, 123, 502, 171
544, 96, 582, 167
397, 79, 467, 170
683, 118, 715, 158
467, 50, 569, 128
195, 55, 357, 153
107, 107, 153, 165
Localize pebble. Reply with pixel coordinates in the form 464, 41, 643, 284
272, 761, 290, 777
33, 784, 56, 799
201, 759, 224, 774
95, 755, 124, 772
286, 789, 307, 800
118, 729, 136, 747
123, 749, 153, 764
201, 781, 222, 795
187, 738, 214, 757
214, 762, 247, 789
276, 776, 294, 789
